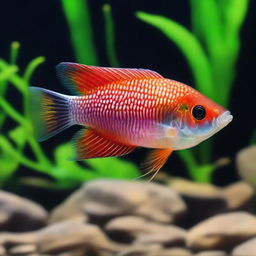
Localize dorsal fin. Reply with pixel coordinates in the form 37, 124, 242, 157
56, 62, 163, 95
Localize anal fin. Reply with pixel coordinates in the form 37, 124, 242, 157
141, 148, 173, 181
73, 128, 136, 160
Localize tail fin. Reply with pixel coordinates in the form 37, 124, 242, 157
29, 87, 72, 141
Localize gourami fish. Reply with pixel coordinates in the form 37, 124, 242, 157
29, 63, 233, 177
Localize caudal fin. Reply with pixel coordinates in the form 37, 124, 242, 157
29, 87, 72, 141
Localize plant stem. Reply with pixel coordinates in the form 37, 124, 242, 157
0, 66, 18, 81
9, 41, 20, 65
0, 136, 43, 171
61, 0, 99, 65
27, 135, 51, 167
0, 60, 27, 94
0, 65, 18, 130
0, 96, 50, 166
0, 97, 27, 127
23, 56, 45, 115
23, 56, 45, 83
103, 4, 119, 67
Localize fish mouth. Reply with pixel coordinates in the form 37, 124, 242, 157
170, 110, 233, 137
171, 110, 233, 140
216, 111, 233, 128
167, 110, 233, 150
198, 110, 233, 140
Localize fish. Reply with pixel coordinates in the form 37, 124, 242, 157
29, 62, 233, 177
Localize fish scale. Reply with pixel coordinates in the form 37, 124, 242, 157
71, 78, 190, 146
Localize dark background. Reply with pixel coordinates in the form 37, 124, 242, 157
1, 0, 256, 206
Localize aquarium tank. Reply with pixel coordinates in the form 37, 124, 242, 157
0, 1, 256, 256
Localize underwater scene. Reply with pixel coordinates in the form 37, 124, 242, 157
0, 0, 256, 255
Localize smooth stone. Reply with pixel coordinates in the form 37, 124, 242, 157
0, 246, 5, 256
222, 182, 254, 211
236, 145, 256, 188
168, 178, 254, 227
168, 178, 227, 227
0, 217, 124, 255
48, 191, 89, 224
37, 218, 123, 254
186, 212, 256, 251
117, 244, 161, 256
117, 245, 192, 256
158, 247, 192, 256
0, 190, 47, 232
26, 252, 84, 256
9, 244, 37, 254
50, 179, 186, 224
232, 237, 256, 256
194, 251, 228, 256
105, 216, 186, 246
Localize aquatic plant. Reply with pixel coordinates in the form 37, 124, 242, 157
0, 43, 139, 189
61, 1, 118, 67
136, 0, 249, 182
61, 0, 98, 65
102, 4, 119, 67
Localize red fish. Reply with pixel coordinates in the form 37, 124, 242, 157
29, 63, 232, 176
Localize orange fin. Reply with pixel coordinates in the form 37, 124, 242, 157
56, 62, 163, 95
73, 128, 136, 160
141, 148, 173, 181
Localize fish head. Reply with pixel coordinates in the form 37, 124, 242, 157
169, 92, 233, 150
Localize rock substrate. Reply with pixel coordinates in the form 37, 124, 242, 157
0, 179, 255, 256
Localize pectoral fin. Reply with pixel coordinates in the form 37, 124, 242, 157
141, 148, 173, 180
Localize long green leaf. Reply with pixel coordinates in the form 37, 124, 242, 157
136, 11, 214, 99
86, 157, 139, 179
103, 4, 119, 67
61, 0, 99, 65
220, 0, 249, 33
190, 0, 223, 60
54, 143, 98, 181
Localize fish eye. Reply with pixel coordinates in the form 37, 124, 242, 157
192, 105, 206, 120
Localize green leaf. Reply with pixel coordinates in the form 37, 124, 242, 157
192, 164, 215, 183
8, 126, 26, 149
0, 150, 19, 185
23, 56, 45, 83
0, 135, 21, 186
0, 126, 28, 185
190, 0, 223, 59
220, 0, 249, 33
86, 157, 139, 179
0, 65, 18, 82
53, 143, 98, 182
54, 143, 139, 182
0, 59, 27, 94
61, 0, 98, 65
102, 4, 119, 67
136, 11, 214, 99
